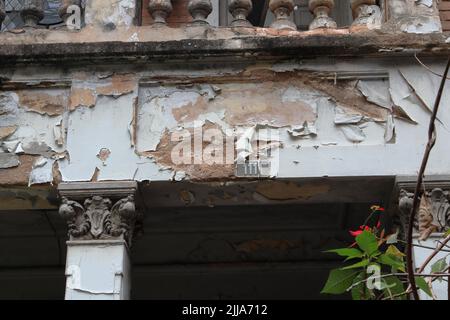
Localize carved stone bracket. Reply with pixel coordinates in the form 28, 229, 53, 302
397, 180, 450, 241
58, 181, 142, 247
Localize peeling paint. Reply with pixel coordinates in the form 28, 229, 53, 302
96, 74, 136, 98
339, 125, 367, 143
97, 148, 111, 165
2, 57, 449, 187
17, 89, 67, 116
28, 156, 54, 186
0, 152, 20, 168
70, 88, 97, 110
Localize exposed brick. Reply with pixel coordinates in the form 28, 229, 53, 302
440, 11, 450, 21
439, 2, 450, 11
441, 20, 450, 31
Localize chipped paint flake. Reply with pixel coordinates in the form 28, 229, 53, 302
287, 122, 317, 137
70, 88, 97, 110
334, 106, 364, 124
357, 80, 392, 110
339, 125, 366, 143
28, 156, 54, 186
97, 148, 111, 165
0, 152, 20, 168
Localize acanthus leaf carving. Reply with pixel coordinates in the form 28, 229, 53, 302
397, 188, 450, 241
59, 196, 90, 238
59, 194, 141, 246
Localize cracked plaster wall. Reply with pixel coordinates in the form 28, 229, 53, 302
1, 57, 450, 186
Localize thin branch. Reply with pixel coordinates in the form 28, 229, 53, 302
416, 235, 450, 274
406, 57, 450, 300
414, 53, 450, 80
382, 290, 409, 300
397, 239, 450, 253
435, 239, 450, 251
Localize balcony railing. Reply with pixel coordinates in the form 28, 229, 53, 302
142, 0, 382, 30
0, 0, 383, 32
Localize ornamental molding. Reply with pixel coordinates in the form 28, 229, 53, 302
395, 177, 450, 241
58, 181, 142, 246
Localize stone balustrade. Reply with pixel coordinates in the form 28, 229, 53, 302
0, 0, 443, 34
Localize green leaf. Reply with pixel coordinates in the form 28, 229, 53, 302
325, 248, 364, 260
382, 276, 406, 300
444, 229, 450, 237
431, 257, 448, 274
321, 268, 359, 294
415, 277, 433, 298
351, 272, 366, 300
386, 245, 405, 258
378, 253, 406, 272
356, 230, 378, 256
341, 259, 370, 270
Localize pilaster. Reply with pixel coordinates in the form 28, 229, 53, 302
58, 181, 142, 300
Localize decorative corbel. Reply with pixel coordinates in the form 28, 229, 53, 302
58, 181, 143, 247
397, 187, 450, 241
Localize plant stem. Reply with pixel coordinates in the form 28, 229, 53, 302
406, 57, 450, 300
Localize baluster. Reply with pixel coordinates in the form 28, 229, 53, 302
58, 0, 81, 26
188, 0, 212, 25
229, 0, 253, 27
351, 0, 381, 26
0, 0, 5, 27
20, 0, 44, 27
309, 0, 336, 30
269, 0, 296, 31
148, 0, 173, 26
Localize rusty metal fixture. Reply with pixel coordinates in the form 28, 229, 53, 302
188, 0, 212, 25
229, 0, 253, 27
148, 0, 173, 26
351, 0, 379, 26
308, 0, 336, 30
0, 0, 5, 27
58, 0, 81, 24
20, 0, 45, 27
269, 0, 296, 31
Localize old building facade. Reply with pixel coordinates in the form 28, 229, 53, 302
0, 0, 450, 299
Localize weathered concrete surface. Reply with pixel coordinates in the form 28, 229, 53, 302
0, 27, 450, 64
387, 0, 442, 34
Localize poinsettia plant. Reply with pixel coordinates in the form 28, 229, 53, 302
321, 205, 433, 300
